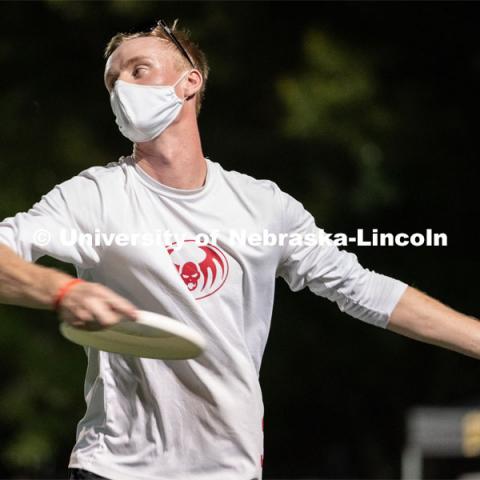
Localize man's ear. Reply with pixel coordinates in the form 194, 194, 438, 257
185, 69, 203, 98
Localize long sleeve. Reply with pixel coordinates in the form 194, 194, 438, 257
0, 171, 103, 268
276, 190, 408, 328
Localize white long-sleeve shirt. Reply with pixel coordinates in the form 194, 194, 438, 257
0, 156, 407, 480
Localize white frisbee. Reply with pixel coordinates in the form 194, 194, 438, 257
60, 310, 206, 360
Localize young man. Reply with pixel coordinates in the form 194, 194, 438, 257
0, 19, 478, 480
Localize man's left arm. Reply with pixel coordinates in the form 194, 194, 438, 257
388, 286, 480, 360
275, 186, 479, 358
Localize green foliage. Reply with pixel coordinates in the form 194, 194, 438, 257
3, 430, 53, 470
277, 29, 396, 214
0, 306, 85, 474
278, 30, 380, 144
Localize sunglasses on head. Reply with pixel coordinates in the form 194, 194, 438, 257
156, 19, 196, 69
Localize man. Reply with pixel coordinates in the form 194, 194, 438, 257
0, 19, 478, 480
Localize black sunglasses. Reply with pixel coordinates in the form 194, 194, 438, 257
156, 19, 196, 69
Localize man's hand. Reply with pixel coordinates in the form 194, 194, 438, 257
58, 281, 137, 330
388, 286, 480, 359
0, 244, 137, 329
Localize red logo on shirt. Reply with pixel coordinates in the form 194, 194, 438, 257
166, 241, 229, 300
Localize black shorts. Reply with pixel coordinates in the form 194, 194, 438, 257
68, 468, 109, 480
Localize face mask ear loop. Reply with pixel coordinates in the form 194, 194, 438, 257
172, 70, 193, 102
172, 69, 192, 88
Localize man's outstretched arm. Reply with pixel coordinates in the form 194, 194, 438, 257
0, 243, 137, 328
388, 286, 480, 359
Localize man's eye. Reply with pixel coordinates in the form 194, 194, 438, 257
133, 67, 147, 77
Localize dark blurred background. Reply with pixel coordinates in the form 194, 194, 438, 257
0, 1, 479, 478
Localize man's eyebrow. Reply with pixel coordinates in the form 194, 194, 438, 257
105, 56, 154, 83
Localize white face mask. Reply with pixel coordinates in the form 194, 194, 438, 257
109, 70, 191, 143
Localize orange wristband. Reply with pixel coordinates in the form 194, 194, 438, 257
53, 278, 85, 311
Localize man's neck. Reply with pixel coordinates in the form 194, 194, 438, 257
133, 117, 206, 190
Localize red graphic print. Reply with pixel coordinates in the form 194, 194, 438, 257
167, 240, 229, 300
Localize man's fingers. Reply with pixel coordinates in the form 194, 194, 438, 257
75, 320, 103, 331
61, 304, 104, 330
107, 299, 138, 321
90, 284, 137, 320
58, 281, 137, 328
84, 298, 123, 327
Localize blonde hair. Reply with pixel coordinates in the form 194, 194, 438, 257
104, 19, 209, 116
